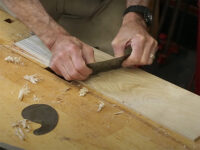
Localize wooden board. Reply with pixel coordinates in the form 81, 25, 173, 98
1, 9, 200, 149
15, 33, 200, 141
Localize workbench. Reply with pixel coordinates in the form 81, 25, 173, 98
0, 9, 200, 150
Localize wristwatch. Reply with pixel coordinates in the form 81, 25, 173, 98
123, 5, 153, 27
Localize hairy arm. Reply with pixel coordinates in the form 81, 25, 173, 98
2, 0, 94, 81
2, 0, 67, 48
126, 0, 152, 7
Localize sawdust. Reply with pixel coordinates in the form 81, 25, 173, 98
12, 119, 31, 141
24, 74, 40, 84
18, 84, 30, 101
97, 101, 105, 112
65, 87, 70, 92
79, 87, 89, 96
33, 95, 39, 102
4, 56, 24, 65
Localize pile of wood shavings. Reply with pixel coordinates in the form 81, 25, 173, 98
12, 119, 31, 141
18, 84, 30, 101
79, 87, 88, 96
4, 56, 23, 65
24, 74, 40, 84
97, 101, 105, 112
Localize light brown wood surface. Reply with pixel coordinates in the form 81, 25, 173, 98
0, 9, 200, 150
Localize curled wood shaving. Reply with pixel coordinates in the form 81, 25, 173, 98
24, 74, 40, 84
79, 87, 88, 97
15, 127, 25, 141
97, 101, 105, 112
112, 104, 117, 107
4, 56, 23, 65
114, 111, 124, 115
12, 119, 31, 141
18, 84, 30, 101
65, 87, 70, 92
33, 95, 39, 102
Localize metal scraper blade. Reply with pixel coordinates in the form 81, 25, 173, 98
87, 54, 130, 75
45, 54, 130, 77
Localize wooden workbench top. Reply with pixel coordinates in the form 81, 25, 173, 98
0, 9, 200, 150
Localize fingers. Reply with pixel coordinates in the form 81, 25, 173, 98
148, 41, 158, 65
61, 56, 86, 80
122, 35, 158, 67
122, 35, 145, 67
112, 38, 126, 57
82, 45, 95, 64
70, 46, 92, 77
141, 38, 158, 65
51, 54, 87, 81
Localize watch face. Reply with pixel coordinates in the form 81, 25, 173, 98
144, 11, 152, 26
148, 13, 153, 22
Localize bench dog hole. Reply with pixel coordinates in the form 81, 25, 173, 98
22, 104, 59, 135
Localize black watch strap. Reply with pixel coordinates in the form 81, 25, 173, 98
123, 5, 153, 27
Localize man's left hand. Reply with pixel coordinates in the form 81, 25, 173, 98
112, 12, 158, 67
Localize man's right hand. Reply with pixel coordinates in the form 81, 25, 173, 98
49, 34, 95, 81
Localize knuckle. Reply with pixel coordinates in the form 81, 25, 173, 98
154, 40, 158, 46
76, 64, 85, 72
65, 75, 72, 81
148, 60, 153, 65
136, 34, 146, 42
57, 51, 65, 58
68, 44, 79, 52
70, 70, 79, 79
88, 48, 94, 55
140, 59, 148, 65
111, 40, 119, 48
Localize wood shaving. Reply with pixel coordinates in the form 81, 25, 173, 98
65, 87, 70, 92
112, 104, 117, 107
15, 127, 25, 141
16, 33, 23, 38
18, 84, 30, 101
12, 119, 31, 141
97, 101, 105, 112
79, 87, 88, 97
114, 111, 124, 115
24, 74, 40, 84
4, 56, 23, 65
33, 95, 39, 102
56, 97, 63, 103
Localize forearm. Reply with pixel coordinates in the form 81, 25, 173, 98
124, 0, 154, 27
2, 0, 68, 48
126, 0, 152, 8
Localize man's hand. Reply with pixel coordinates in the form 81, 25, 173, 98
112, 12, 158, 67
49, 34, 95, 81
